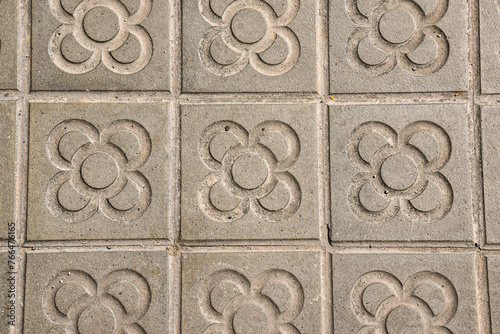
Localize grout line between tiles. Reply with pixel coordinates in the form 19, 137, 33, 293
17, 0, 30, 93
321, 249, 333, 334
168, 101, 181, 243
170, 0, 181, 97
477, 253, 492, 333
168, 251, 181, 334
318, 0, 329, 97
15, 249, 27, 334
318, 102, 330, 246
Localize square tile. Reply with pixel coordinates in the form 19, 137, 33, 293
26, 103, 169, 241
480, 106, 500, 244
181, 0, 317, 93
0, 101, 16, 240
1, 252, 15, 333
330, 104, 473, 243
487, 256, 500, 332
23, 251, 169, 334
180, 104, 319, 242
333, 253, 478, 333
480, 0, 500, 93
181, 251, 323, 333
0, 0, 17, 89
329, 0, 468, 93
31, 0, 170, 91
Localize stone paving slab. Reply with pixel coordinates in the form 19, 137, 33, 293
180, 104, 319, 242
23, 251, 170, 334
181, 250, 323, 333
26, 103, 170, 241
332, 253, 478, 333
330, 104, 473, 244
0, 0, 498, 333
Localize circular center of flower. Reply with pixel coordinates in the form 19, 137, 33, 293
77, 303, 115, 334
380, 154, 418, 190
386, 306, 424, 334
231, 9, 267, 44
379, 7, 416, 44
233, 304, 269, 334
81, 152, 118, 189
83, 6, 120, 42
232, 153, 268, 190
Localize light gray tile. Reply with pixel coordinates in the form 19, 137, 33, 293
181, 251, 322, 333
330, 104, 473, 243
480, 0, 500, 93
31, 0, 170, 91
329, 0, 468, 93
333, 253, 478, 333
0, 0, 17, 89
26, 103, 169, 241
23, 251, 169, 334
181, 0, 317, 93
180, 104, 319, 241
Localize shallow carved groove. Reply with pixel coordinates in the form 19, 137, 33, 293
198, 120, 302, 222
350, 270, 458, 333
346, 0, 450, 76
43, 269, 151, 334
346, 120, 453, 223
198, 0, 301, 76
48, 0, 153, 74
199, 269, 304, 334
45, 119, 152, 223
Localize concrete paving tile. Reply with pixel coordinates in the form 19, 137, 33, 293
181, 251, 322, 333
329, 0, 468, 93
487, 256, 500, 332
479, 0, 500, 93
31, 0, 170, 91
26, 103, 169, 241
23, 251, 169, 334
480, 106, 500, 245
333, 253, 478, 333
0, 0, 17, 89
330, 104, 473, 243
0, 101, 16, 240
181, 0, 317, 93
180, 104, 319, 242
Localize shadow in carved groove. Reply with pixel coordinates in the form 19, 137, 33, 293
198, 0, 301, 76
45, 119, 152, 223
48, 0, 153, 74
198, 120, 301, 223
346, 120, 453, 223
346, 0, 450, 76
43, 269, 151, 334
199, 269, 304, 334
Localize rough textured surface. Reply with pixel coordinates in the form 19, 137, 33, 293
330, 0, 468, 93
333, 253, 478, 333
23, 251, 169, 334
26, 103, 169, 241
330, 104, 473, 243
180, 104, 319, 242
31, 0, 170, 91
0, 102, 16, 240
181, 251, 323, 333
481, 106, 500, 245
1, 0, 497, 333
182, 0, 317, 93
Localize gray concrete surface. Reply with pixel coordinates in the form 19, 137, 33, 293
0, 0, 498, 333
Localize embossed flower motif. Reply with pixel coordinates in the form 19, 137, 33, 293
43, 270, 151, 334
347, 121, 453, 223
346, 0, 450, 76
46, 119, 152, 223
48, 0, 153, 74
198, 120, 301, 223
351, 271, 458, 334
198, 0, 301, 76
199, 269, 304, 334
